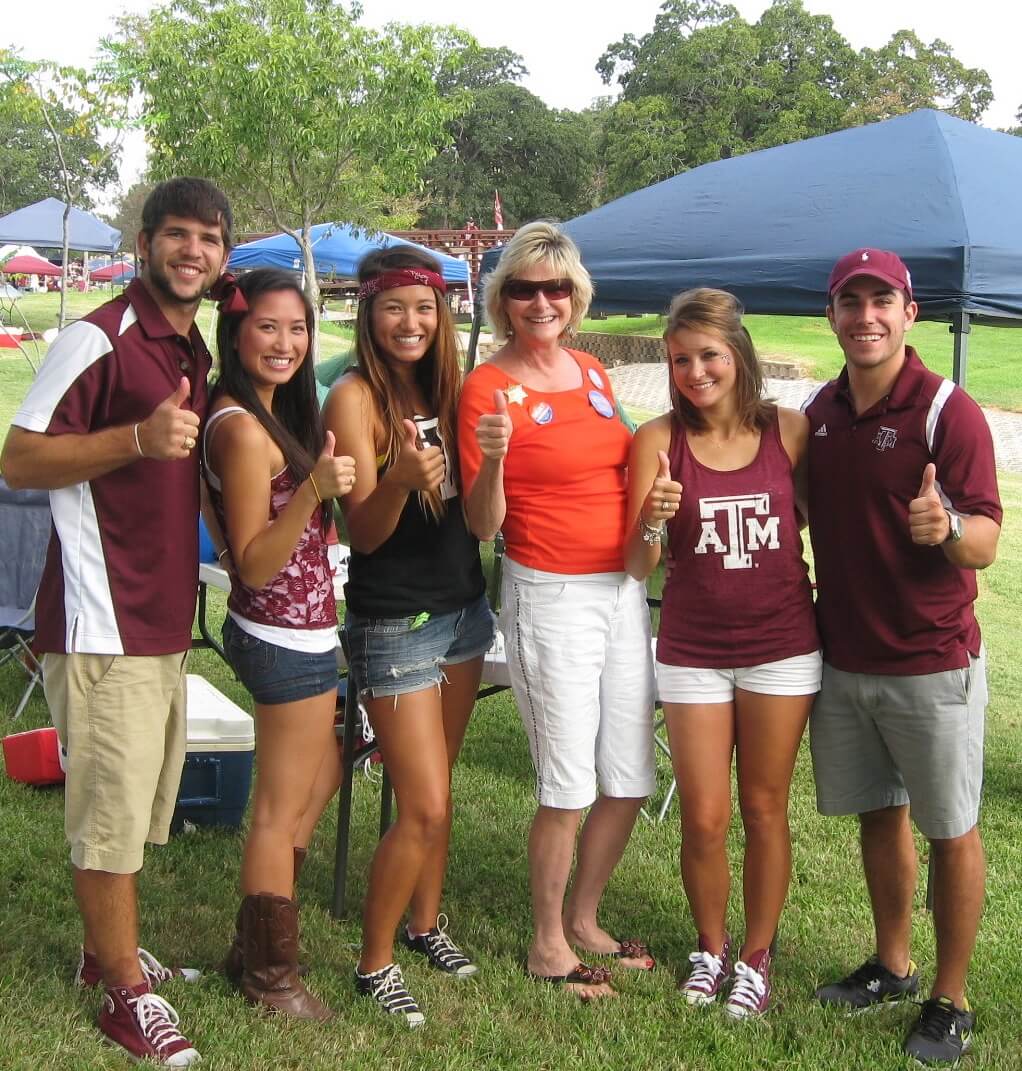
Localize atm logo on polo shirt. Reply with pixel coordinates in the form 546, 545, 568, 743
873, 426, 898, 451
694, 493, 780, 569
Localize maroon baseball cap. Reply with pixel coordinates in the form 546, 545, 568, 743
828, 248, 913, 300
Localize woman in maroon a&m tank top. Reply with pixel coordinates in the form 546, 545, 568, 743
624, 289, 820, 1020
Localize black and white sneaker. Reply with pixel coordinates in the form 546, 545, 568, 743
903, 997, 974, 1066
816, 955, 919, 1010
355, 963, 425, 1028
402, 913, 478, 978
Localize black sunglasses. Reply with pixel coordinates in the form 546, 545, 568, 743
502, 278, 574, 301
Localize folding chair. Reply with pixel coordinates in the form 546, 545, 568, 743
0, 479, 50, 719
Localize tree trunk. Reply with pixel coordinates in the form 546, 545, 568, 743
299, 224, 321, 362
59, 201, 71, 331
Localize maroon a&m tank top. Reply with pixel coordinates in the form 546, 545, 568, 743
656, 412, 819, 669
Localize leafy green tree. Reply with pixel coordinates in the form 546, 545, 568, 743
421, 82, 597, 228
0, 48, 125, 326
845, 30, 993, 125
0, 80, 118, 216
106, 0, 464, 327
595, 0, 994, 199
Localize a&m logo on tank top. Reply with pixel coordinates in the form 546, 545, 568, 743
694, 493, 781, 569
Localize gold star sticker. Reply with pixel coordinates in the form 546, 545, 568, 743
505, 383, 528, 406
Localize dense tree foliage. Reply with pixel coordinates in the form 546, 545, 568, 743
0, 48, 125, 324
107, 0, 464, 321
596, 0, 995, 199
421, 77, 598, 228
0, 80, 118, 216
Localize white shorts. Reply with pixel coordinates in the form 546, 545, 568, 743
655, 651, 823, 705
500, 558, 656, 809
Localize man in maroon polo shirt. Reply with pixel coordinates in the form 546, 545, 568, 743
1, 178, 232, 1067
803, 249, 1001, 1067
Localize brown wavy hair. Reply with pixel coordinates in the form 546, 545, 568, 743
663, 288, 774, 433
354, 247, 462, 519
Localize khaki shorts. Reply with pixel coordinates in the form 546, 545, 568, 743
43, 652, 188, 873
809, 649, 986, 840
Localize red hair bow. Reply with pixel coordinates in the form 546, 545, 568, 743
209, 273, 249, 315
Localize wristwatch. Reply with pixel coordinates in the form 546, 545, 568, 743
944, 511, 963, 543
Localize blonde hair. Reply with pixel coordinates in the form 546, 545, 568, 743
663, 288, 774, 432
483, 221, 594, 342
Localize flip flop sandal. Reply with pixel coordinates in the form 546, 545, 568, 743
611, 938, 656, 970
527, 961, 614, 1000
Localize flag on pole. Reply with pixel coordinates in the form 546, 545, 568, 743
494, 190, 504, 231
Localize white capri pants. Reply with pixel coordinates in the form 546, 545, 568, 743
499, 557, 657, 809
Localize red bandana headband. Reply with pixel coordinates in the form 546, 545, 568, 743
208, 272, 249, 315
357, 267, 447, 300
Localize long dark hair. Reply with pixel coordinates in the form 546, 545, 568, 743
213, 268, 325, 489
354, 247, 461, 519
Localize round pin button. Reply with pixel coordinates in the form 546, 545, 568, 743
530, 402, 554, 425
588, 390, 614, 418
587, 367, 604, 389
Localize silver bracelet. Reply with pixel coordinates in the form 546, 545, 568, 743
132, 422, 146, 458
640, 520, 665, 545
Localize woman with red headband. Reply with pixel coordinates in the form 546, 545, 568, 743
323, 247, 492, 1028
204, 268, 356, 1019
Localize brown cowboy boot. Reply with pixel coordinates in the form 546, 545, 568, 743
223, 849, 311, 985
238, 893, 332, 1020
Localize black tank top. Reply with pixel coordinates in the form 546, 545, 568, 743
344, 416, 484, 617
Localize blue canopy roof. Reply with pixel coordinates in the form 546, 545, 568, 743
481, 110, 1022, 325
0, 198, 121, 253
230, 223, 469, 285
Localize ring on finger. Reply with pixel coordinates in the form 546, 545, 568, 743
183, 436, 196, 450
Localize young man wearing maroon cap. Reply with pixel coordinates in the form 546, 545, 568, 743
802, 248, 1001, 1066
1, 178, 232, 1067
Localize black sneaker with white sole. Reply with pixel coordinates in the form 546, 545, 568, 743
355, 963, 425, 1028
816, 955, 919, 1010
903, 997, 974, 1066
402, 913, 478, 978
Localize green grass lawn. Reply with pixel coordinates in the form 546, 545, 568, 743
1, 299, 1020, 1069
583, 315, 1022, 412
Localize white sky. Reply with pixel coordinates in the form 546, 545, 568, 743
5, 0, 1021, 208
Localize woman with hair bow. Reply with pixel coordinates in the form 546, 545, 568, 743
204, 269, 355, 1020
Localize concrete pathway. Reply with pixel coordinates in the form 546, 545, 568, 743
608, 362, 1022, 474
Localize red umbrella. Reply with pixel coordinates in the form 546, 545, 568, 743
2, 254, 63, 277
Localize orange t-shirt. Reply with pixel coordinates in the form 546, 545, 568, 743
458, 349, 631, 574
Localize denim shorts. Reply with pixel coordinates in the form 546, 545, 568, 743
344, 592, 495, 700
222, 615, 338, 706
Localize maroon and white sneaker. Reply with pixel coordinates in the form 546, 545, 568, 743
725, 948, 771, 1019
99, 981, 201, 1066
76, 947, 201, 989
679, 934, 732, 1006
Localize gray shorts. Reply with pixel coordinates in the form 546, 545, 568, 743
809, 649, 986, 840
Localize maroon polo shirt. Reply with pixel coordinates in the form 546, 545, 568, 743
12, 279, 211, 656
804, 347, 1001, 675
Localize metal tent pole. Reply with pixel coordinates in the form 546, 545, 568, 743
951, 309, 971, 387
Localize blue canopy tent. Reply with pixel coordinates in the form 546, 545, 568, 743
474, 110, 1022, 384
229, 223, 469, 285
0, 198, 121, 252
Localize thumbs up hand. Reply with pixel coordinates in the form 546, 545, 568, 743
389, 418, 446, 493
476, 389, 513, 461
642, 450, 683, 525
909, 462, 950, 545
136, 377, 202, 460
309, 429, 357, 500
